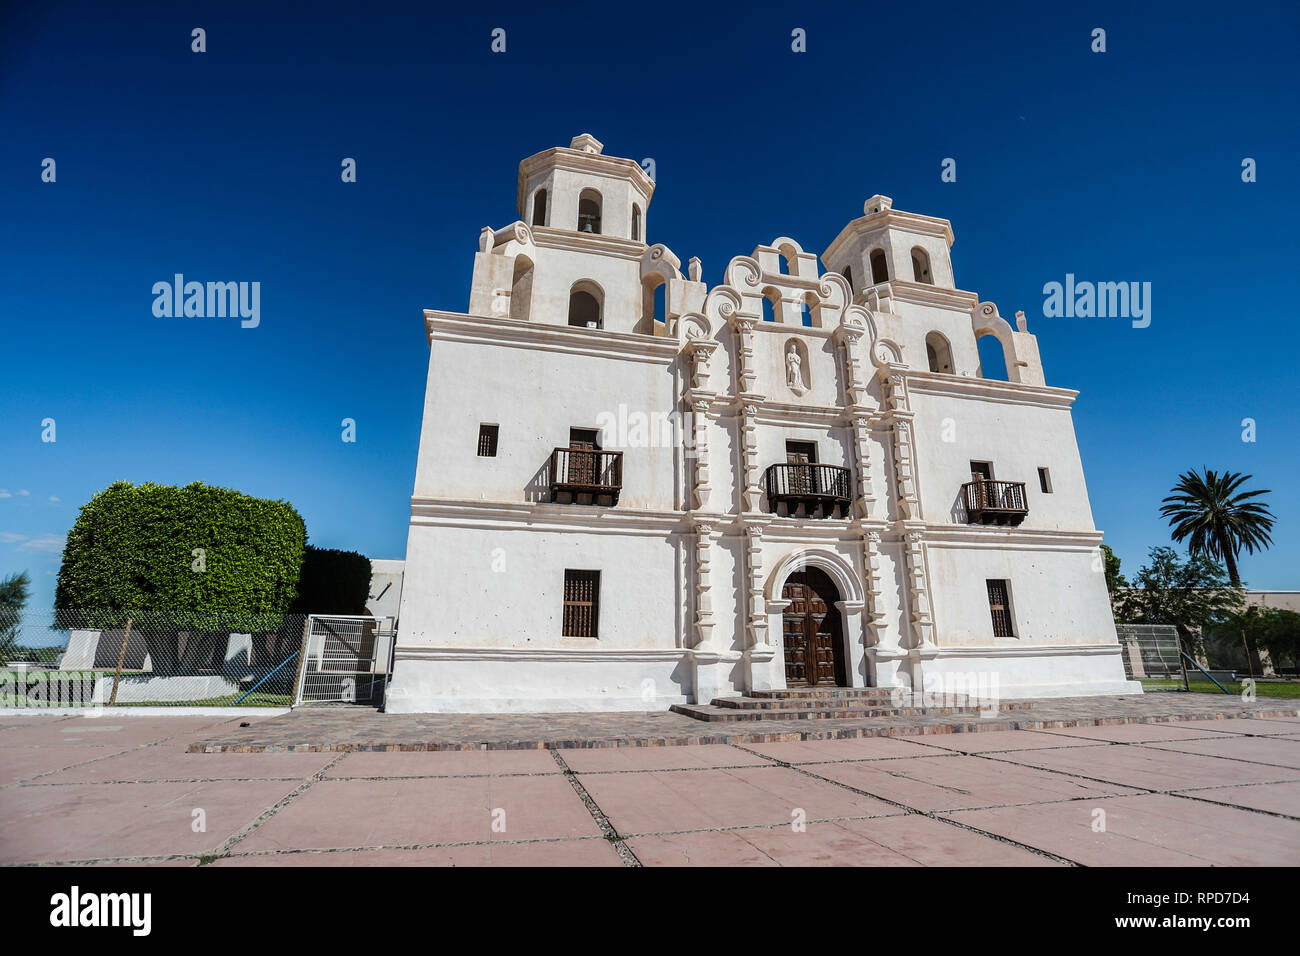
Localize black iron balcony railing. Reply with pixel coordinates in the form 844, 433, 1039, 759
764, 463, 852, 517
549, 447, 623, 503
961, 478, 1028, 525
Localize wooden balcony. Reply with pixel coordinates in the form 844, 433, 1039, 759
764, 463, 852, 518
961, 478, 1028, 525
549, 447, 623, 505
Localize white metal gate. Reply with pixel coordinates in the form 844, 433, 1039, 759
1116, 623, 1184, 682
294, 615, 394, 705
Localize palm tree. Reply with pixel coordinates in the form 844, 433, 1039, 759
1160, 469, 1275, 588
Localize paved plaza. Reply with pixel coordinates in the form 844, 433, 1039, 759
2, 699, 1299, 866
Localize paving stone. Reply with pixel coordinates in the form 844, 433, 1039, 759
625, 815, 1061, 866
742, 736, 941, 763
1138, 735, 1300, 770
1185, 780, 1300, 817
325, 749, 561, 778
182, 695, 1300, 753
0, 780, 301, 864
576, 765, 901, 835
39, 748, 336, 784
211, 840, 622, 866
3, 717, 226, 749
803, 754, 1136, 811
1187, 718, 1300, 736
1035, 723, 1231, 743
0, 745, 127, 784
560, 744, 769, 773
900, 730, 1107, 754
995, 744, 1300, 791
232, 776, 602, 852
946, 793, 1300, 866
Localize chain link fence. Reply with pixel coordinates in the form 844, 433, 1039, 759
0, 608, 309, 708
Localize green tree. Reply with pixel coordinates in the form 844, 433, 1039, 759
1159, 469, 1274, 589
0, 570, 31, 665
1099, 544, 1126, 595
1251, 607, 1300, 672
292, 545, 372, 615
1113, 547, 1244, 657
54, 482, 306, 674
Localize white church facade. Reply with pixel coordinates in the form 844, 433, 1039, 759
384, 134, 1140, 714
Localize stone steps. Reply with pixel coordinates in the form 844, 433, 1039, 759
671, 690, 1031, 723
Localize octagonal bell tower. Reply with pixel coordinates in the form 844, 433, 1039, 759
517, 134, 654, 242
822, 195, 957, 298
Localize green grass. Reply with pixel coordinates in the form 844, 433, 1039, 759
1140, 679, 1300, 698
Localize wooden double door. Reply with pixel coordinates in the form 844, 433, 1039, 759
781, 568, 847, 687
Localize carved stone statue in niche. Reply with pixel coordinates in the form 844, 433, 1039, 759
785, 341, 807, 395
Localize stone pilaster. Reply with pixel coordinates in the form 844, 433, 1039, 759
738, 398, 763, 513
741, 516, 777, 691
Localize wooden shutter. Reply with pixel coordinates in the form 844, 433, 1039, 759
563, 570, 600, 638
987, 579, 1013, 637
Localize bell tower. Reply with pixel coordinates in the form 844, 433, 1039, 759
822, 195, 957, 297
517, 134, 654, 242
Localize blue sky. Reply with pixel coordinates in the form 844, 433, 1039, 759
2, 1, 1298, 609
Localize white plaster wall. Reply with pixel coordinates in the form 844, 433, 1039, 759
750, 327, 842, 406
366, 559, 404, 623
891, 301, 981, 374
925, 545, 1116, 646
526, 245, 643, 333
398, 523, 683, 650
384, 654, 690, 713
410, 336, 680, 511
909, 390, 1096, 531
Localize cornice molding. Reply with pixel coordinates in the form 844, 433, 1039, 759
424, 310, 679, 364
823, 209, 956, 263
918, 525, 1103, 549
926, 643, 1124, 658
394, 645, 688, 664
517, 147, 655, 206
409, 496, 687, 534
905, 371, 1078, 409
530, 226, 646, 260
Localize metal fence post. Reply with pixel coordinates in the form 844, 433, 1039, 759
108, 617, 132, 706
290, 615, 311, 707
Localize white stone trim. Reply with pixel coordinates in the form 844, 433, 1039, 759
409, 497, 686, 535
394, 645, 691, 663
424, 310, 679, 364
906, 371, 1079, 409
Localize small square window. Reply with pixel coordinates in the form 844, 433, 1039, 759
477, 424, 499, 457
563, 569, 600, 638
1038, 467, 1052, 493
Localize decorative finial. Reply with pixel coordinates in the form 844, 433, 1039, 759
1015, 310, 1027, 331
688, 257, 702, 282
479, 227, 494, 255
864, 195, 893, 216
569, 133, 604, 155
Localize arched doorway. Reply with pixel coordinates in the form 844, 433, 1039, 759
781, 567, 847, 687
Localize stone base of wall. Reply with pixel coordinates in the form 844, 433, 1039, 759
919, 644, 1142, 699
384, 647, 692, 713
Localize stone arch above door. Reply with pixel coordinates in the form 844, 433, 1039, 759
765, 547, 864, 607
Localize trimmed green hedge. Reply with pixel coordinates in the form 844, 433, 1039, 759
54, 481, 306, 629
293, 545, 372, 615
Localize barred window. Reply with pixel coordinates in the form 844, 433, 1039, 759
987, 579, 1014, 637
477, 424, 499, 457
563, 570, 600, 638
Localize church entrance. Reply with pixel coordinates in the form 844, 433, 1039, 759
781, 568, 847, 687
